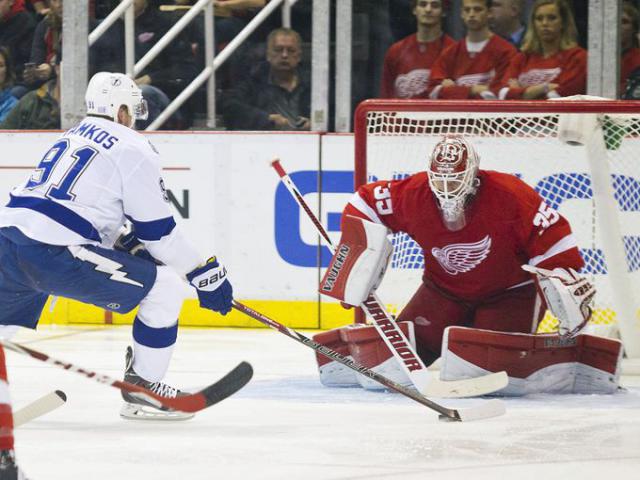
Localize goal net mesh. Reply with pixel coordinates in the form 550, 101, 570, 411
356, 104, 640, 337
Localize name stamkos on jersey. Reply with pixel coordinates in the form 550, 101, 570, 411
431, 235, 492, 275
533, 201, 560, 235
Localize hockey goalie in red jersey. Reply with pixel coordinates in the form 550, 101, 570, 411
313, 135, 622, 396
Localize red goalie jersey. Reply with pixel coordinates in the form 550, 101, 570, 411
343, 170, 584, 301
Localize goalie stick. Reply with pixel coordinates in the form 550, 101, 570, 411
0, 339, 252, 413
233, 300, 505, 421
271, 158, 508, 398
14, 390, 67, 428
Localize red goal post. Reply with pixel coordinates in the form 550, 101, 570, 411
354, 99, 640, 357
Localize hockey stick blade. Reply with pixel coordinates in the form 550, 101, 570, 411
0, 339, 253, 414
14, 390, 67, 428
438, 399, 506, 422
423, 371, 508, 398
271, 158, 508, 398
233, 300, 505, 422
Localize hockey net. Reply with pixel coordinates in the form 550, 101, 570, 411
354, 100, 640, 355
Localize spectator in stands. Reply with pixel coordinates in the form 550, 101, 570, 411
489, 0, 526, 47
428, 0, 517, 99
22, 0, 61, 92
497, 0, 586, 100
91, 0, 198, 129
0, 0, 36, 78
223, 27, 310, 131
0, 46, 17, 121
0, 52, 59, 129
621, 2, 640, 99
380, 0, 454, 98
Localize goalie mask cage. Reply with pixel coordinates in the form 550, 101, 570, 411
354, 100, 640, 357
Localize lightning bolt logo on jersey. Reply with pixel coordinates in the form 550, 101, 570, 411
68, 245, 144, 287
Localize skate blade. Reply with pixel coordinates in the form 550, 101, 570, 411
120, 402, 195, 421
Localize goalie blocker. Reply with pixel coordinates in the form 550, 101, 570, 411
440, 326, 622, 395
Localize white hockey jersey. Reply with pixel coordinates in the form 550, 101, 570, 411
0, 117, 202, 275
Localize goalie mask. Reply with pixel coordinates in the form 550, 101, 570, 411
427, 136, 480, 230
85, 72, 149, 128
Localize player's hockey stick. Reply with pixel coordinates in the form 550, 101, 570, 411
0, 339, 253, 413
271, 158, 508, 398
14, 390, 67, 428
233, 300, 504, 421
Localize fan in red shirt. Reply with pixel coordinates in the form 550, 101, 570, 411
312, 136, 621, 397
621, 2, 640, 97
428, 0, 517, 99
379, 0, 454, 99
498, 0, 586, 100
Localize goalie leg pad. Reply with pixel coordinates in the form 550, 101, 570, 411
440, 326, 622, 395
312, 328, 359, 387
319, 215, 392, 306
340, 322, 415, 391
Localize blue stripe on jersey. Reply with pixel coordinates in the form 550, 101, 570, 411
126, 215, 176, 241
7, 194, 102, 243
132, 316, 178, 348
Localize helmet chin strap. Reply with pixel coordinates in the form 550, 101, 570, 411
436, 177, 480, 232
439, 199, 467, 231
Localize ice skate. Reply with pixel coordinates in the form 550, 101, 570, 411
0, 449, 29, 480
120, 347, 194, 421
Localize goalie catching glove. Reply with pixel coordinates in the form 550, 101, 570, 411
319, 215, 393, 306
522, 264, 595, 337
186, 257, 233, 315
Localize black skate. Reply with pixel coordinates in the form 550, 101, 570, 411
0, 449, 29, 480
120, 346, 194, 421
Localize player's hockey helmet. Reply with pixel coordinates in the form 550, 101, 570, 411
427, 135, 480, 203
85, 72, 149, 128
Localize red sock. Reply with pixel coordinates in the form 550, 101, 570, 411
0, 346, 14, 451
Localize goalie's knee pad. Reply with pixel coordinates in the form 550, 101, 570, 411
312, 327, 359, 387
440, 326, 622, 395
340, 322, 415, 391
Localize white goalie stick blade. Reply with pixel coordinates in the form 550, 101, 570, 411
14, 390, 67, 428
423, 371, 509, 398
439, 399, 506, 422
233, 300, 506, 422
120, 402, 195, 421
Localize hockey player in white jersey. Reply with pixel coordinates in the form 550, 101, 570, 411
0, 72, 233, 430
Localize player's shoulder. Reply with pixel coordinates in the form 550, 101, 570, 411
442, 34, 456, 49
480, 170, 539, 204
359, 172, 427, 195
389, 33, 417, 53
561, 45, 587, 61
489, 34, 518, 53
98, 118, 159, 160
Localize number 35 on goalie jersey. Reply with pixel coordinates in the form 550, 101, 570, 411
341, 170, 584, 300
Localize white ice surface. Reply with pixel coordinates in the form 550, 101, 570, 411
5, 326, 640, 480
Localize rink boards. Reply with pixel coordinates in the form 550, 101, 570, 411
0, 130, 638, 330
